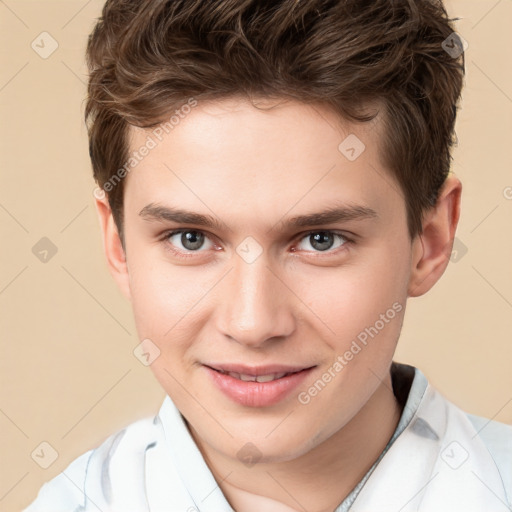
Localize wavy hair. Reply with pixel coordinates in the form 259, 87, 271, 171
85, 0, 465, 243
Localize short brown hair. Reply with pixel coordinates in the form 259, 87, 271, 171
85, 0, 465, 244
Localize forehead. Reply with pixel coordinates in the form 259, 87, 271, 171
123, 97, 401, 232
129, 96, 383, 160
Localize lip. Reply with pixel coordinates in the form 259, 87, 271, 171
205, 363, 311, 376
203, 364, 316, 408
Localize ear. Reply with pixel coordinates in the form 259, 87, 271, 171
94, 194, 131, 301
407, 174, 462, 298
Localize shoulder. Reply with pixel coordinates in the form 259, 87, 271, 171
412, 370, 512, 471
23, 415, 159, 512
466, 411, 512, 450
429, 387, 512, 502
23, 447, 94, 511
466, 412, 512, 492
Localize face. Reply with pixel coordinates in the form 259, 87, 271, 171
118, 97, 415, 463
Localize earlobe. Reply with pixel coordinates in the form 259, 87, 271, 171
94, 196, 131, 301
407, 175, 462, 298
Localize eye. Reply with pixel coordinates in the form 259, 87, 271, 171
295, 231, 351, 253
160, 229, 352, 259
164, 230, 215, 253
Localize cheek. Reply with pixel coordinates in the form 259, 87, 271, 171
126, 250, 210, 340
300, 256, 406, 334
298, 264, 406, 424
127, 261, 207, 389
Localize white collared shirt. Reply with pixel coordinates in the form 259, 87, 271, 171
25, 364, 512, 512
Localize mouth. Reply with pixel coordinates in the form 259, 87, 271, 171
207, 367, 308, 383
204, 362, 315, 382
203, 363, 317, 407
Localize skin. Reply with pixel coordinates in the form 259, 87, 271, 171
95, 97, 461, 512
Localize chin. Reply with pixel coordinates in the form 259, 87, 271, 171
229, 430, 320, 465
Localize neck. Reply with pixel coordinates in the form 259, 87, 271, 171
189, 373, 402, 512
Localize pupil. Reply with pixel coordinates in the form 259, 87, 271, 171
182, 231, 203, 250
311, 232, 333, 251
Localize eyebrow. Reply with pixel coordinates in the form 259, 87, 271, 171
138, 202, 378, 231
139, 204, 228, 231
281, 204, 378, 229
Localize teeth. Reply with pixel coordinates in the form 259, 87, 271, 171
238, 373, 255, 382
226, 371, 289, 382
255, 374, 278, 383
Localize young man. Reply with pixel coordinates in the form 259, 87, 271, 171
26, 0, 511, 511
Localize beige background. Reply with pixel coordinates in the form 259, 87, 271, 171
0, 1, 511, 510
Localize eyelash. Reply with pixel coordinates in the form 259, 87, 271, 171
158, 229, 354, 259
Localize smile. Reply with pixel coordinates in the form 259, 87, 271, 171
203, 365, 316, 407
216, 370, 298, 382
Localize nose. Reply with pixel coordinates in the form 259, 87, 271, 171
215, 255, 296, 348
